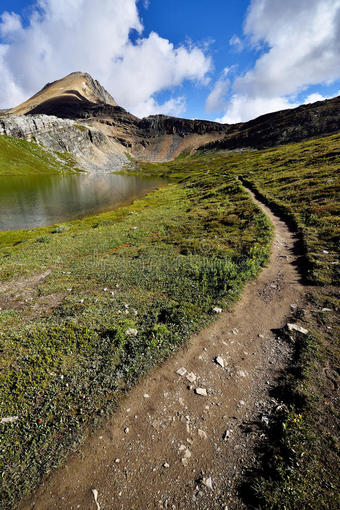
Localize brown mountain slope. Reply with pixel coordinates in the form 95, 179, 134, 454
8, 72, 340, 162
10, 72, 117, 115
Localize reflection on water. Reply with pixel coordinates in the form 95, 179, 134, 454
0, 173, 165, 231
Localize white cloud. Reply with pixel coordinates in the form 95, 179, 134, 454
206, 68, 230, 113
0, 0, 211, 116
216, 0, 340, 123
229, 34, 243, 52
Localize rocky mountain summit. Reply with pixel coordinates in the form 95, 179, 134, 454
2, 72, 340, 171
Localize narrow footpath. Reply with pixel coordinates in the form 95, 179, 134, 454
21, 186, 306, 510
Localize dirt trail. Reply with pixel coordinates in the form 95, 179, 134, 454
21, 187, 305, 510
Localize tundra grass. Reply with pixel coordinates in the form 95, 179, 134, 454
0, 135, 79, 175
139, 133, 339, 509
0, 166, 272, 508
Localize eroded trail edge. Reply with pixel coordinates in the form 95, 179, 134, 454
21, 186, 305, 510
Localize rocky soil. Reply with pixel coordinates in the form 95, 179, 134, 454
20, 186, 307, 510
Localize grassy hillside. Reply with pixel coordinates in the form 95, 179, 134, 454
137, 133, 340, 508
0, 161, 271, 508
0, 135, 79, 175
0, 132, 338, 508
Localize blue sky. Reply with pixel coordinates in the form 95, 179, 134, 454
0, 0, 339, 122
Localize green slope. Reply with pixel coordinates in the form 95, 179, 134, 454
0, 135, 79, 175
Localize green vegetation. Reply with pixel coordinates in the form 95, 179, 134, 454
0, 135, 79, 175
0, 159, 271, 508
135, 133, 340, 508
0, 131, 338, 508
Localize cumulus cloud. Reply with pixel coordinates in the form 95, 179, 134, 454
206, 68, 230, 113
229, 35, 243, 52
0, 0, 211, 117
216, 0, 340, 123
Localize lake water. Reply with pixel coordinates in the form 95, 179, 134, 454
0, 173, 165, 231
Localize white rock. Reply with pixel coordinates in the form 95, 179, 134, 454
258, 334, 265, 339
195, 388, 207, 396
287, 323, 308, 335
322, 308, 331, 312
183, 449, 191, 459
198, 429, 207, 439
237, 370, 247, 378
163, 462, 170, 468
223, 429, 232, 441
186, 372, 197, 383
115, 458, 120, 463
92, 489, 101, 510
215, 356, 225, 368
213, 307, 222, 314
124, 427, 129, 434
232, 328, 239, 335
176, 367, 187, 376
202, 477, 213, 490
290, 304, 297, 309
323, 250, 329, 254
143, 393, 150, 399
125, 328, 138, 336
1, 416, 18, 424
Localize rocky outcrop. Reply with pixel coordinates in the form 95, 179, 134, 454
0, 113, 128, 172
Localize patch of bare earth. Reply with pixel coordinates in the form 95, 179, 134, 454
20, 190, 307, 510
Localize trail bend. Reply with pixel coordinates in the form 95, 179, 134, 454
21, 184, 305, 510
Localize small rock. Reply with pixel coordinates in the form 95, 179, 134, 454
195, 388, 207, 396
103, 288, 108, 292
115, 458, 120, 463
1, 416, 18, 424
322, 308, 331, 312
261, 415, 270, 426
198, 429, 207, 439
183, 449, 191, 459
202, 477, 213, 490
143, 393, 150, 399
124, 427, 129, 434
186, 372, 197, 383
176, 367, 187, 376
92, 489, 101, 510
163, 462, 170, 468
287, 323, 308, 335
215, 356, 225, 368
125, 328, 138, 336
237, 370, 247, 378
239, 400, 245, 406
223, 429, 232, 440
232, 328, 239, 335
213, 307, 222, 314
290, 303, 297, 309
323, 250, 329, 254
258, 333, 264, 339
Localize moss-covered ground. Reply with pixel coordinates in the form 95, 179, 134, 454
0, 132, 338, 508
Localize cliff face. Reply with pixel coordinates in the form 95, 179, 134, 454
0, 114, 128, 172
3, 72, 340, 171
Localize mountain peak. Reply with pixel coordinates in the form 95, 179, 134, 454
10, 72, 117, 115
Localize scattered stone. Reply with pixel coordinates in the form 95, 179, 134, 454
92, 489, 101, 510
322, 308, 332, 312
125, 328, 138, 336
163, 462, 170, 468
261, 415, 270, 426
195, 388, 207, 397
1, 416, 18, 424
232, 328, 239, 335
237, 370, 247, 378
290, 303, 297, 309
143, 393, 150, 399
79, 299, 84, 304
239, 400, 245, 407
202, 477, 213, 490
287, 323, 308, 335
115, 458, 120, 463
215, 356, 225, 368
176, 367, 187, 377
223, 429, 232, 441
198, 429, 207, 439
124, 427, 129, 434
103, 288, 108, 292
323, 250, 329, 254
186, 372, 197, 383
183, 449, 191, 459
213, 307, 222, 314
258, 333, 264, 339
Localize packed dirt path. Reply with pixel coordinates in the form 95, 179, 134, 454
21, 186, 305, 510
